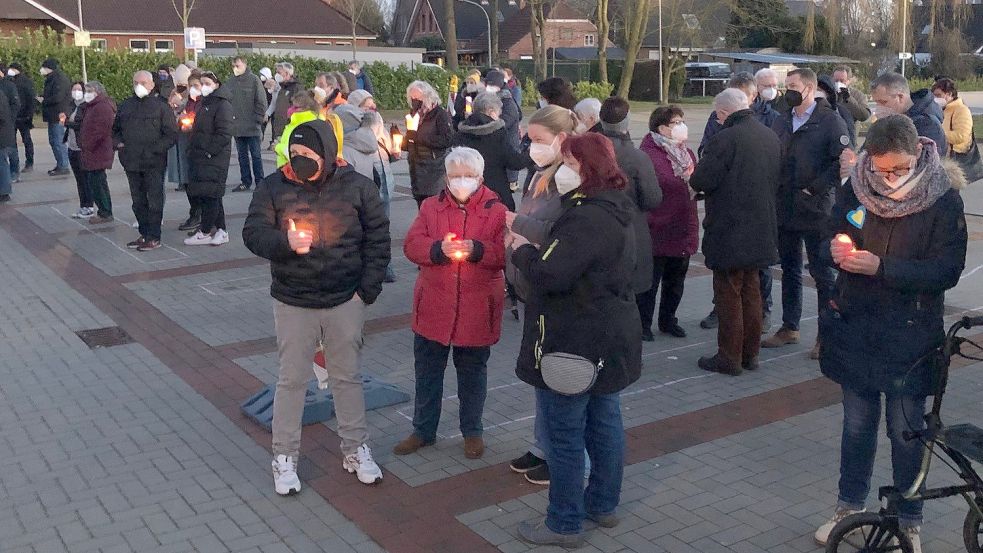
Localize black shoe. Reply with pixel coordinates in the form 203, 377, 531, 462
232, 184, 252, 192
48, 167, 70, 177
509, 451, 545, 473
524, 463, 550, 485
660, 324, 687, 338
21, 164, 33, 173
178, 216, 201, 231
126, 237, 146, 249
641, 328, 655, 342
0, 194, 9, 203
698, 354, 742, 376
700, 310, 718, 329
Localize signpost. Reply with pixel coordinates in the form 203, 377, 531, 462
184, 27, 205, 63
76, 0, 87, 82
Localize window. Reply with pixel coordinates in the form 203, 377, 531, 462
91, 38, 107, 50
129, 39, 149, 52
316, 41, 333, 45
154, 39, 173, 52
336, 41, 352, 46
585, 34, 595, 46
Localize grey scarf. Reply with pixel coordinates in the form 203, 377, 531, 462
649, 132, 693, 182
851, 137, 951, 218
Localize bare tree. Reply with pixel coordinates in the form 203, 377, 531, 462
334, 0, 385, 60
803, 1, 816, 53
172, 0, 198, 61
597, 0, 610, 83
530, 0, 548, 81
445, 0, 459, 70
490, 0, 500, 65
617, 0, 651, 97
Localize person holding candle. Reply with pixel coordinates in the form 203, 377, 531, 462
77, 81, 116, 224
184, 71, 233, 247
243, 119, 391, 494
170, 72, 202, 231
690, 89, 782, 376
393, 146, 508, 459
813, 115, 967, 551
452, 69, 483, 131
512, 132, 641, 548
403, 80, 452, 208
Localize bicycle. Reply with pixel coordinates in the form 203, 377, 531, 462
826, 315, 983, 553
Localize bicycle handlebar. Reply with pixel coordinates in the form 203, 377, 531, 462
962, 315, 983, 329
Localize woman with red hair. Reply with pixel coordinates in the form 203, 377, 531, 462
511, 132, 642, 548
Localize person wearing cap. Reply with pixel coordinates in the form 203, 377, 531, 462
227, 56, 268, 193
6, 63, 35, 174
348, 61, 374, 94
154, 65, 175, 100
184, 71, 234, 247
484, 69, 523, 189
242, 119, 391, 494
39, 58, 72, 176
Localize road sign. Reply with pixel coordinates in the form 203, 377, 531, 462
184, 27, 206, 50
73, 31, 91, 48
898, 52, 913, 60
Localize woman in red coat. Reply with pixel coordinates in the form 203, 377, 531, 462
637, 106, 699, 341
394, 146, 508, 460
78, 81, 117, 224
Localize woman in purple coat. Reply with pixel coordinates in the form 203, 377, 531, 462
636, 106, 699, 341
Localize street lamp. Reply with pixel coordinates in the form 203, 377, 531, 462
900, 0, 924, 76
657, 0, 663, 104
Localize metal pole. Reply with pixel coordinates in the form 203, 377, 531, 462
658, 0, 663, 104
77, 0, 87, 82
457, 0, 491, 66
900, 0, 907, 76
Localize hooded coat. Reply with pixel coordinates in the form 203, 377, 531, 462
342, 119, 395, 192
404, 186, 508, 347
819, 152, 967, 397
40, 58, 71, 124
512, 190, 643, 395
452, 113, 530, 211
907, 89, 948, 156
11, 72, 36, 127
79, 93, 116, 171
187, 85, 234, 197
243, 120, 391, 309
818, 75, 857, 148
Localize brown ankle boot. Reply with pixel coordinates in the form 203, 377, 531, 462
761, 327, 800, 348
464, 436, 485, 459
392, 434, 433, 456
809, 339, 822, 360
698, 354, 742, 376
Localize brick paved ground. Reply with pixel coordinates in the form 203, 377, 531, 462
2, 110, 983, 553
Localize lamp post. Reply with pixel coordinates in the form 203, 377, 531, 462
457, 0, 491, 65
657, 0, 663, 104
900, 0, 924, 76
77, 0, 87, 82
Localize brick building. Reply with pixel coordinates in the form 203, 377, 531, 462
491, 1, 609, 60
0, 0, 375, 58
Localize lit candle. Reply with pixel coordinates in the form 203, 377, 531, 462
289, 219, 310, 255
465, 96, 473, 115
179, 113, 195, 131
836, 234, 856, 253
454, 251, 464, 260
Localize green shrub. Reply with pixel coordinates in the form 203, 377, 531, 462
573, 80, 614, 101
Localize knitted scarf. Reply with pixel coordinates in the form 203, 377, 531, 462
851, 138, 951, 219
649, 132, 693, 182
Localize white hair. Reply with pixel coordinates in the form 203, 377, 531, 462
474, 92, 502, 116
276, 62, 295, 75
445, 146, 484, 176
573, 98, 601, 120
715, 88, 750, 112
406, 80, 441, 109
754, 67, 777, 84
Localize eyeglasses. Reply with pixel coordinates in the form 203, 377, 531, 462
866, 158, 915, 178
668, 120, 686, 126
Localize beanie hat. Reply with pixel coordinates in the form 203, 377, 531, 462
289, 124, 325, 159
259, 67, 273, 81
484, 70, 506, 89
41, 58, 59, 70
172, 64, 192, 87
9, 62, 22, 72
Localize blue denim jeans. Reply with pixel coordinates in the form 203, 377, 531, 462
47, 122, 69, 170
235, 136, 265, 187
838, 386, 927, 527
532, 395, 590, 476
0, 146, 11, 195
411, 334, 489, 442
759, 268, 773, 314
777, 228, 835, 331
6, 145, 19, 181
537, 387, 624, 535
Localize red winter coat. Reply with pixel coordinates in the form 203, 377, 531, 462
404, 185, 507, 347
639, 133, 699, 258
79, 93, 116, 171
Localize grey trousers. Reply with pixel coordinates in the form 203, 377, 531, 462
272, 296, 368, 457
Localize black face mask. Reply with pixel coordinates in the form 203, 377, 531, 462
290, 155, 321, 181
410, 99, 423, 114
784, 89, 803, 108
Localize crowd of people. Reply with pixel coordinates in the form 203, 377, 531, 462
0, 56, 973, 551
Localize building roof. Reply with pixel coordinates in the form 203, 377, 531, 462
553, 46, 626, 60
0, 0, 375, 38
637, 0, 729, 49
392, 0, 523, 46
707, 51, 860, 65
493, 0, 591, 51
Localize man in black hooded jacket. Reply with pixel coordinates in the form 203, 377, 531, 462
243, 119, 391, 494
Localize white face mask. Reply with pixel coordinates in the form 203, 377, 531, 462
554, 164, 582, 195
759, 86, 777, 101
485, 85, 500, 94
574, 122, 587, 135
201, 85, 215, 97
232, 65, 245, 77
872, 104, 895, 120
882, 170, 915, 191
835, 81, 847, 91
538, 98, 548, 109
274, 73, 284, 83
189, 87, 201, 99
6, 69, 17, 77
40, 67, 52, 76
134, 84, 150, 98
72, 90, 84, 102
670, 122, 689, 142
83, 92, 96, 103
815, 90, 827, 99
529, 136, 559, 168
448, 176, 480, 201
466, 82, 479, 94
313, 86, 327, 101
349, 68, 358, 75
934, 97, 948, 108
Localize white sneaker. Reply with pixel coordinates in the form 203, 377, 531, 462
343, 444, 383, 485
272, 454, 301, 496
72, 207, 95, 218
184, 231, 213, 246
210, 229, 229, 246
815, 507, 865, 545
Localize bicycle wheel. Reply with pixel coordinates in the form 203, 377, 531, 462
825, 512, 913, 553
964, 502, 983, 553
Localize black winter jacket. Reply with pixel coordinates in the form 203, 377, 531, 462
908, 89, 948, 155
187, 86, 234, 197
243, 121, 391, 309
0, 89, 15, 149
403, 106, 452, 199
601, 130, 663, 294
12, 74, 35, 126
691, 110, 781, 271
513, 190, 642, 395
452, 113, 530, 211
41, 67, 71, 123
771, 98, 849, 232
112, 95, 179, 172
226, 70, 267, 137
818, 75, 856, 148
819, 165, 967, 397
0, 78, 20, 131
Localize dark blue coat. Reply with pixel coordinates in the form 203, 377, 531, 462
819, 177, 967, 397
771, 98, 849, 232
698, 97, 780, 156
908, 89, 947, 156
